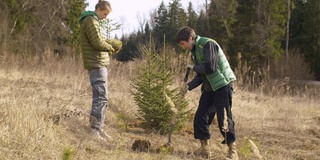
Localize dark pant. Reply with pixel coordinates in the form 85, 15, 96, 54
193, 83, 236, 144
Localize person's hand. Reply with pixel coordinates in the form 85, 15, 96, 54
106, 39, 122, 54
180, 84, 189, 95
186, 64, 194, 69
110, 47, 115, 53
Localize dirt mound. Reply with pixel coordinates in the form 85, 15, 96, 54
131, 139, 151, 152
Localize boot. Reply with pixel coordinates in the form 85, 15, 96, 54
226, 142, 239, 160
194, 139, 211, 158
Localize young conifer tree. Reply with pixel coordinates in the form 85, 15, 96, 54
132, 44, 190, 135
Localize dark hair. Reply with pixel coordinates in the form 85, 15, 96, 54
95, 0, 112, 11
175, 26, 196, 43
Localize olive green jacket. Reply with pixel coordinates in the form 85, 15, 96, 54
79, 11, 114, 70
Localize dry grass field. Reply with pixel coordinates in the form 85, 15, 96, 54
0, 51, 319, 160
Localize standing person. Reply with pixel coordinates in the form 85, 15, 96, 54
79, 0, 119, 141
176, 26, 238, 160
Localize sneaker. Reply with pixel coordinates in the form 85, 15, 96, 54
98, 129, 113, 140
90, 128, 107, 141
91, 128, 113, 140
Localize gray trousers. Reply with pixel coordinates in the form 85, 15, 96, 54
88, 67, 108, 130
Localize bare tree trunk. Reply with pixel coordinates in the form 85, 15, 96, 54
205, 0, 210, 35
212, 0, 231, 38
286, 0, 291, 64
137, 13, 146, 35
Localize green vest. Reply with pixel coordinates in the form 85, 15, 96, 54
192, 36, 236, 91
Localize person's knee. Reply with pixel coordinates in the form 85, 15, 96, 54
92, 81, 107, 97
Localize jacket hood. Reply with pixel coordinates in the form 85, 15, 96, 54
79, 11, 98, 24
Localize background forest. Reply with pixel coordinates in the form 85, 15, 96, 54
1, 0, 319, 81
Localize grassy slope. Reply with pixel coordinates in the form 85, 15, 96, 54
0, 54, 319, 160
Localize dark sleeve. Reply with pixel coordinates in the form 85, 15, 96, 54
193, 41, 218, 74
187, 73, 202, 91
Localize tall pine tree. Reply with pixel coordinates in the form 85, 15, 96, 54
290, 0, 320, 80
66, 0, 86, 52
231, 0, 287, 77
186, 2, 198, 29
208, 0, 238, 48
167, 0, 187, 44
154, 1, 169, 46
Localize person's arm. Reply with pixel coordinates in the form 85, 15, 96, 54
106, 39, 122, 54
193, 41, 218, 74
83, 17, 114, 52
187, 73, 202, 91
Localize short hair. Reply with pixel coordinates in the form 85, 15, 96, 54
175, 26, 196, 43
95, 0, 112, 12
